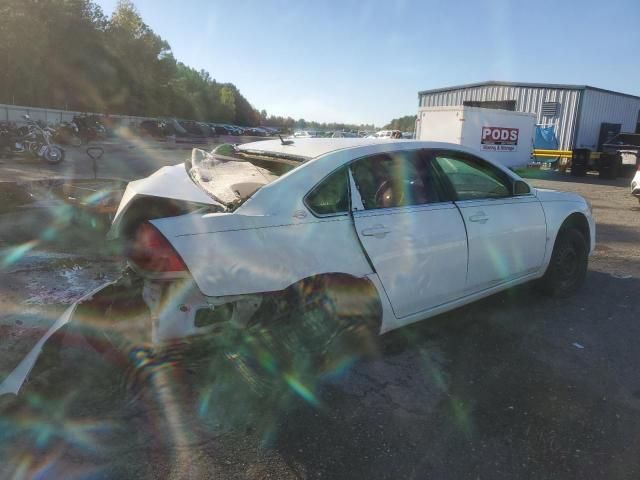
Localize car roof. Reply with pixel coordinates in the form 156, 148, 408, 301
237, 138, 496, 161
238, 138, 420, 160
236, 138, 522, 217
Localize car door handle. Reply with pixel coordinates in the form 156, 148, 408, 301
468, 213, 489, 224
361, 225, 391, 237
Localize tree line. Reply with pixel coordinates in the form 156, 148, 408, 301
258, 110, 375, 132
384, 115, 416, 132
0, 0, 377, 131
0, 0, 259, 125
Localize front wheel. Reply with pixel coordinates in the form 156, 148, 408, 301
42, 145, 64, 164
539, 228, 588, 298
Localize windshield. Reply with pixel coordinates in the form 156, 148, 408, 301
185, 143, 296, 210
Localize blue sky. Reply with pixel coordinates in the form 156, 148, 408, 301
96, 0, 640, 126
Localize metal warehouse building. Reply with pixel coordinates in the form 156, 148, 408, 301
418, 81, 640, 151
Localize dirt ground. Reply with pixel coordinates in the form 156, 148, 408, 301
0, 144, 639, 479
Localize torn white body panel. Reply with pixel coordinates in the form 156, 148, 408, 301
0, 281, 116, 397
109, 163, 219, 238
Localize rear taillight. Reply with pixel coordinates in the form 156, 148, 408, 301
128, 222, 187, 273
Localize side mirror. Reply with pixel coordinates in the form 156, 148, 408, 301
514, 180, 531, 196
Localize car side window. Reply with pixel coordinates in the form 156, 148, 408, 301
432, 153, 512, 201
305, 166, 349, 215
350, 151, 440, 210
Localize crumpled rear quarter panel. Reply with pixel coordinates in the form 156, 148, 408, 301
151, 213, 374, 297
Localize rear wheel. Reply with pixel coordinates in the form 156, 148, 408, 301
539, 228, 588, 298
239, 275, 382, 395
286, 279, 380, 367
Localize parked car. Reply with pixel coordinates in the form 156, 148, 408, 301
260, 126, 280, 136
227, 125, 245, 135
631, 165, 640, 204
165, 118, 188, 137
179, 120, 209, 137
369, 130, 402, 139
293, 130, 320, 138
209, 124, 232, 135
198, 122, 217, 137
331, 131, 358, 138
603, 133, 640, 177
245, 127, 269, 137
139, 120, 165, 138
1, 139, 596, 396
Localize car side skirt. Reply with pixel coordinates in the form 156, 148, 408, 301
378, 270, 544, 334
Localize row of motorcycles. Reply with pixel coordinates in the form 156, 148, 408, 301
0, 115, 65, 164
0, 114, 106, 165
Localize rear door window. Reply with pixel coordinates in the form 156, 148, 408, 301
350, 150, 442, 209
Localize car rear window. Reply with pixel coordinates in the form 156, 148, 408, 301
305, 167, 349, 215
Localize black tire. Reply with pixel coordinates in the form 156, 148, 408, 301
571, 165, 587, 177
42, 145, 64, 164
539, 228, 588, 298
282, 275, 381, 361
236, 275, 382, 395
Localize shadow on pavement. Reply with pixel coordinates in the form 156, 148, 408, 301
271, 271, 640, 479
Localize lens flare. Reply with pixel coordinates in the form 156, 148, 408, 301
1, 240, 39, 269
283, 373, 319, 407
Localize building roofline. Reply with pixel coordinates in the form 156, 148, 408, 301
418, 81, 640, 100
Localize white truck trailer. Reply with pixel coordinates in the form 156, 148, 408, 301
416, 106, 536, 168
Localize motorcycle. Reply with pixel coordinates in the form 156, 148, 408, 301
73, 114, 106, 144
0, 115, 65, 164
53, 121, 83, 146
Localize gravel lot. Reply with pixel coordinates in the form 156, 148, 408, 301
0, 145, 639, 479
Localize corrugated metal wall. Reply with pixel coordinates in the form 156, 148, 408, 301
575, 90, 640, 149
419, 85, 581, 149
0, 103, 155, 126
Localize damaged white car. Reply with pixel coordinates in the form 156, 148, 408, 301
632, 165, 640, 203
1, 138, 596, 396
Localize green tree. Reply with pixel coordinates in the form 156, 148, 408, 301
384, 115, 416, 132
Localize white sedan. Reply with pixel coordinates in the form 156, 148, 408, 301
1, 138, 595, 395
632, 166, 640, 203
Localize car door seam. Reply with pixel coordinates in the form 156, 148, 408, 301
452, 201, 470, 284
348, 168, 377, 273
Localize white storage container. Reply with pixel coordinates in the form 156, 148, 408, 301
416, 106, 536, 168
